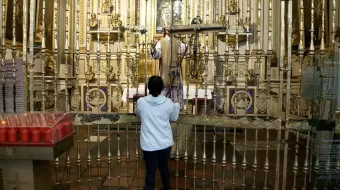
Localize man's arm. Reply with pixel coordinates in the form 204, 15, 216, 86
169, 103, 180, 121
135, 99, 142, 117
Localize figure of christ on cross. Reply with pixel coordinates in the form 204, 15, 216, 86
150, 28, 187, 109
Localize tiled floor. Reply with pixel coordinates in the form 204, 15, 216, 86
0, 125, 329, 189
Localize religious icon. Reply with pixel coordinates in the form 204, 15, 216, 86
228, 0, 238, 14
34, 0, 54, 50
102, 0, 113, 14
90, 13, 99, 29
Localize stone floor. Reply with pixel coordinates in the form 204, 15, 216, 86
0, 125, 336, 189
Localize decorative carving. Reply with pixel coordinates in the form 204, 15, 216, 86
90, 13, 98, 29
45, 56, 55, 75
85, 65, 95, 82
257, 89, 268, 114
228, 0, 238, 14
71, 87, 81, 111
102, 0, 114, 14
111, 86, 123, 112
228, 88, 254, 115
84, 87, 107, 111
111, 14, 122, 27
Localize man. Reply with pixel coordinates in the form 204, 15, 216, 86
151, 28, 187, 108
151, 28, 188, 157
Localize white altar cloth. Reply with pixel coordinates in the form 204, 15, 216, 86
121, 87, 212, 102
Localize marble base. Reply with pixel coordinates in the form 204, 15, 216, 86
0, 160, 52, 190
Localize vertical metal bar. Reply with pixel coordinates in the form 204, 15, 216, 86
213, 0, 218, 112
117, 124, 121, 187
53, 0, 58, 112
309, 0, 315, 70
202, 124, 206, 189
244, 0, 250, 116
65, 0, 71, 187
41, 0, 46, 111
23, 0, 28, 112
221, 127, 227, 189
12, 0, 17, 113
135, 123, 140, 189
144, 0, 148, 96
241, 129, 247, 190
233, 0, 239, 117
232, 128, 237, 189
184, 124, 188, 189
126, 123, 130, 188
175, 124, 179, 189
302, 131, 310, 190
193, 125, 197, 189
331, 0, 336, 45
212, 127, 216, 190
251, 129, 258, 189
275, 0, 285, 189
85, 0, 92, 187
298, 0, 304, 119
75, 0, 80, 112
313, 143, 320, 189
126, 0, 131, 113
267, 0, 273, 119
87, 126, 92, 187
52, 0, 59, 186
76, 126, 81, 188
29, 0, 35, 112
1, 1, 6, 112
65, 0, 70, 112
292, 131, 300, 189
224, 0, 229, 115
255, 0, 261, 118
95, 0, 102, 186
263, 129, 270, 189
282, 1, 292, 189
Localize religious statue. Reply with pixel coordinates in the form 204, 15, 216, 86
220, 15, 226, 26
85, 65, 95, 82
102, 0, 113, 14
45, 56, 55, 76
158, 2, 171, 29
111, 14, 122, 27
336, 27, 340, 42
35, 21, 44, 42
228, 0, 238, 14
106, 66, 116, 81
90, 13, 98, 29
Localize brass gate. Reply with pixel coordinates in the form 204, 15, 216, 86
0, 0, 339, 189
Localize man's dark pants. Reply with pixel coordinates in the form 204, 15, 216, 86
143, 146, 172, 190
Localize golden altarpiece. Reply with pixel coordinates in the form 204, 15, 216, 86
0, 0, 338, 118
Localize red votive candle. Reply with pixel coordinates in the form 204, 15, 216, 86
20, 127, 30, 143
0, 127, 7, 143
8, 127, 18, 143
31, 127, 41, 143
44, 128, 53, 143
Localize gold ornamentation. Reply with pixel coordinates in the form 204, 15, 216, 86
102, 0, 113, 14
86, 88, 107, 110
220, 15, 226, 26
85, 65, 95, 82
231, 90, 252, 115
45, 56, 55, 75
111, 14, 122, 27
111, 86, 122, 111
90, 13, 98, 28
228, 0, 238, 14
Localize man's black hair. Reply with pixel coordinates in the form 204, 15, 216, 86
148, 76, 164, 97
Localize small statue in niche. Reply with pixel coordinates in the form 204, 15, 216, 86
247, 69, 256, 86
111, 14, 122, 27
85, 65, 95, 82
220, 15, 226, 26
228, 0, 238, 14
106, 65, 116, 81
45, 56, 55, 75
102, 0, 114, 14
90, 13, 98, 29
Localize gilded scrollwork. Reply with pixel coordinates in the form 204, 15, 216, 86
111, 86, 122, 112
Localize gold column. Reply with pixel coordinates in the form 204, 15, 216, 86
1, 1, 6, 111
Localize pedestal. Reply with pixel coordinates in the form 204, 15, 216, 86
0, 160, 52, 190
